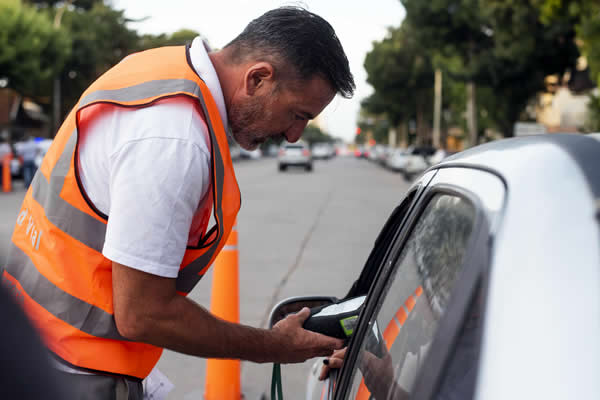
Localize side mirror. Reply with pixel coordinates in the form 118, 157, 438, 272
268, 296, 338, 328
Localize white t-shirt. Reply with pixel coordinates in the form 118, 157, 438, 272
78, 37, 228, 278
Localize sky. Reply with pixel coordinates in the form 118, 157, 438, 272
110, 0, 405, 142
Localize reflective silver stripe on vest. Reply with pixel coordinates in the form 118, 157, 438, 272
79, 79, 202, 108
175, 90, 227, 293
30, 132, 106, 252
4, 244, 127, 340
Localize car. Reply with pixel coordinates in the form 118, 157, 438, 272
278, 141, 313, 171
312, 143, 335, 160
385, 148, 409, 172
239, 147, 262, 160
269, 133, 600, 400
229, 142, 242, 161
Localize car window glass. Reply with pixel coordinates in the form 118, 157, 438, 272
433, 282, 484, 400
345, 193, 475, 400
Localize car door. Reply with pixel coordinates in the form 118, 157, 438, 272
333, 167, 505, 400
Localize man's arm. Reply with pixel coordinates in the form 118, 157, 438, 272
112, 262, 344, 364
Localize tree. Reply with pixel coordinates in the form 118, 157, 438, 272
57, 2, 139, 120
0, 0, 70, 97
301, 125, 332, 145
138, 29, 201, 51
536, 0, 600, 130
401, 0, 580, 138
363, 23, 435, 146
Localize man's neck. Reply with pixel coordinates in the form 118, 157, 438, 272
208, 51, 237, 113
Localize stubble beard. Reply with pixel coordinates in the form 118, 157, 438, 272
229, 95, 274, 150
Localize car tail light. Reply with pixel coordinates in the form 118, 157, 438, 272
302, 149, 310, 156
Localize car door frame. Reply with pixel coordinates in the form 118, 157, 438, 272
333, 166, 506, 400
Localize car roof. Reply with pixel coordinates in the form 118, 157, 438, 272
435, 133, 600, 199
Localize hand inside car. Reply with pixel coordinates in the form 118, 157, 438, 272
271, 307, 345, 364
318, 345, 408, 400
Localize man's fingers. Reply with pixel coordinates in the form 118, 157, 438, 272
326, 356, 344, 369
318, 335, 344, 354
295, 307, 311, 324
318, 363, 330, 381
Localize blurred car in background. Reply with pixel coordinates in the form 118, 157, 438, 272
427, 149, 450, 166
229, 143, 242, 161
384, 146, 437, 180
385, 148, 411, 172
312, 142, 335, 160
239, 147, 262, 160
278, 141, 312, 172
269, 133, 600, 400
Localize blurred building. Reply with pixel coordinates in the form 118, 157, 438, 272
535, 56, 597, 133
0, 88, 50, 142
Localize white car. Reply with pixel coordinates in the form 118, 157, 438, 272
312, 143, 334, 160
269, 133, 600, 400
278, 141, 313, 172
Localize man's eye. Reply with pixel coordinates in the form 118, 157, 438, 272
295, 115, 307, 121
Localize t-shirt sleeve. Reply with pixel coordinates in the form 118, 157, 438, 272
102, 137, 210, 278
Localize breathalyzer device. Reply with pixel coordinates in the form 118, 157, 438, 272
302, 295, 367, 339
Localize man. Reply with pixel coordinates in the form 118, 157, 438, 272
3, 6, 354, 399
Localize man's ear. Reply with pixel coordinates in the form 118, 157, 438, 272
244, 62, 275, 96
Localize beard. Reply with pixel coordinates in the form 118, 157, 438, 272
229, 93, 278, 150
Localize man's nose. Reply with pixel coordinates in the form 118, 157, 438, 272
284, 121, 308, 143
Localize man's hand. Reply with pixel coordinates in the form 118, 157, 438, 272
271, 308, 344, 364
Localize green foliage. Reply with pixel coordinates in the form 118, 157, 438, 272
0, 0, 71, 97
362, 0, 581, 139
25, 0, 101, 10
137, 29, 200, 51
585, 94, 600, 132
58, 2, 140, 116
364, 24, 434, 127
301, 125, 332, 145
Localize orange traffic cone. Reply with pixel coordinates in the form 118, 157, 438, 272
205, 221, 242, 400
2, 153, 12, 193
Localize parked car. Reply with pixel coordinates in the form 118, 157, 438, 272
239, 147, 262, 160
426, 149, 450, 166
229, 143, 242, 161
278, 141, 313, 172
312, 143, 335, 160
385, 149, 410, 172
269, 134, 600, 400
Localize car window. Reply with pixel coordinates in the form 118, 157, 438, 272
345, 193, 476, 400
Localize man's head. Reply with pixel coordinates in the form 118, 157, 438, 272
218, 7, 354, 149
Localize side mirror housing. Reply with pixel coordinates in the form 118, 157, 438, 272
268, 296, 338, 328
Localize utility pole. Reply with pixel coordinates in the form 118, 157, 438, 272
466, 82, 478, 147
52, 1, 72, 135
433, 68, 442, 148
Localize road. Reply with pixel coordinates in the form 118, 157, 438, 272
0, 156, 410, 399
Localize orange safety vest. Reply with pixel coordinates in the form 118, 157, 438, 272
2, 45, 241, 379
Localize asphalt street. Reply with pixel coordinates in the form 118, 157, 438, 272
0, 156, 411, 399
